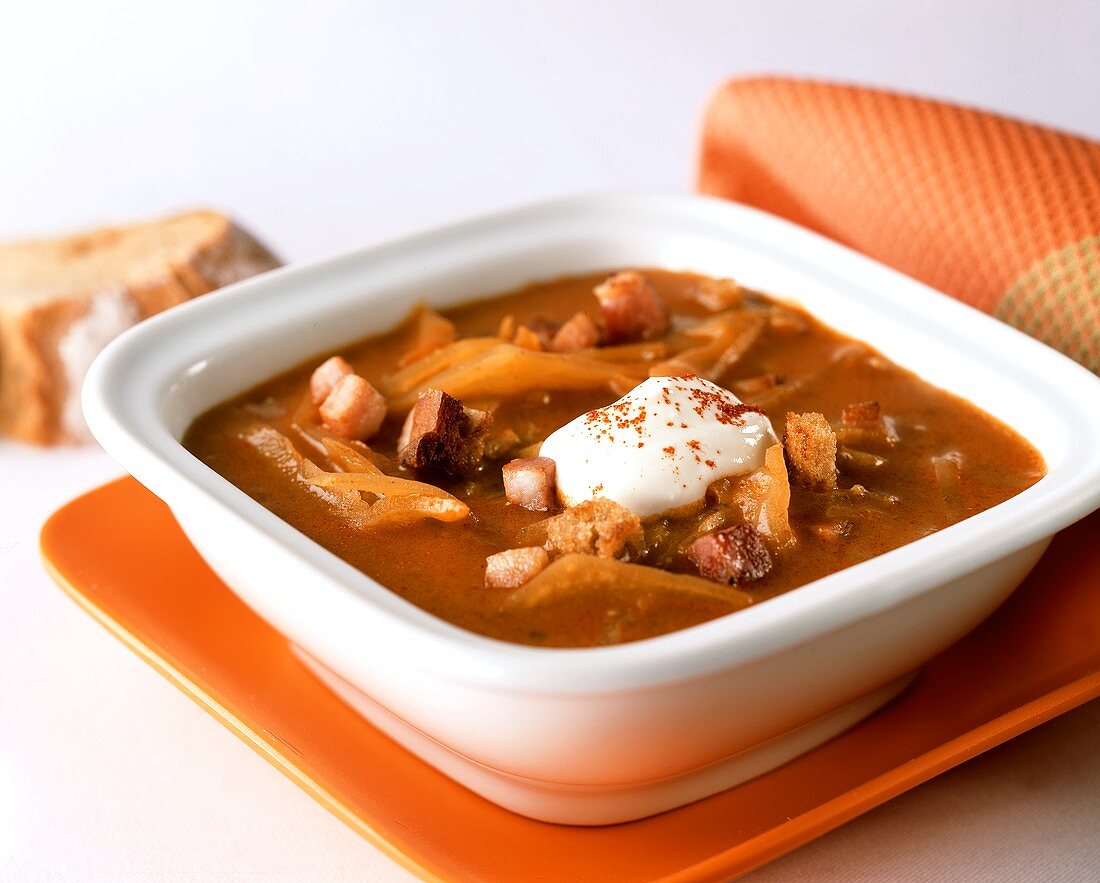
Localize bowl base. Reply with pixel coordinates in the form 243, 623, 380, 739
294, 648, 915, 825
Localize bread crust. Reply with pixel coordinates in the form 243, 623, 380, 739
0, 212, 279, 444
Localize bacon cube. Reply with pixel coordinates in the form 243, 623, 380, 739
841, 400, 882, 428
502, 456, 557, 511
837, 400, 898, 449
593, 271, 668, 343
310, 355, 354, 406
484, 546, 550, 589
550, 311, 601, 352
688, 523, 773, 584
319, 374, 386, 441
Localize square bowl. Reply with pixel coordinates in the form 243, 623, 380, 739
82, 194, 1100, 825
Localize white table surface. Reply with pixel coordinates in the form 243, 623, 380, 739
2, 2, 1098, 880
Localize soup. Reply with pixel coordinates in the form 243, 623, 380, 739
184, 270, 1045, 647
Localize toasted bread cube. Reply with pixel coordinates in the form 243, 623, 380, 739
399, 388, 465, 470
502, 456, 557, 511
544, 498, 642, 559
310, 355, 354, 406
550, 311, 601, 352
398, 388, 490, 475
319, 374, 386, 440
784, 411, 838, 491
593, 271, 668, 343
688, 523, 773, 584
485, 546, 550, 589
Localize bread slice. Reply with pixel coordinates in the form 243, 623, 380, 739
0, 210, 280, 444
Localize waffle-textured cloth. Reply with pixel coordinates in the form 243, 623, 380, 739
698, 77, 1099, 373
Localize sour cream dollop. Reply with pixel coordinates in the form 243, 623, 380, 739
539, 375, 777, 517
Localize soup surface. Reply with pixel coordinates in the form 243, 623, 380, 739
184, 270, 1045, 647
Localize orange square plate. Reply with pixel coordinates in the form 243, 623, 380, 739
41, 478, 1100, 881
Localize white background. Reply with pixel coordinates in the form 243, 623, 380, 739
2, 1, 1098, 880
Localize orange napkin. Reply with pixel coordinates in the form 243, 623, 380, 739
698, 77, 1099, 373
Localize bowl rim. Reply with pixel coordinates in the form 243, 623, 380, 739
82, 192, 1100, 695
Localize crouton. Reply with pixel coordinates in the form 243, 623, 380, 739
398, 388, 491, 475
544, 498, 643, 559
784, 411, 838, 491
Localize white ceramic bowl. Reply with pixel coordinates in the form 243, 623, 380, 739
83, 194, 1100, 825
